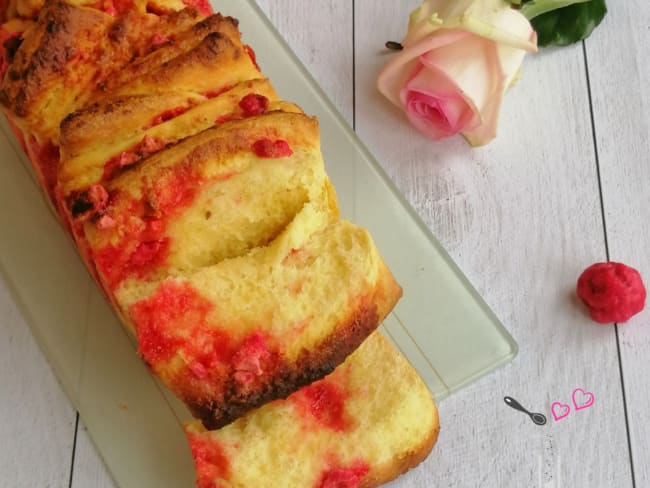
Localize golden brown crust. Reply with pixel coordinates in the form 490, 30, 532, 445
183, 332, 437, 487
136, 4, 204, 34
59, 78, 282, 195
61, 110, 317, 198
372, 256, 403, 325
109, 111, 319, 184
0, 0, 112, 136
0, 1, 108, 115
111, 31, 256, 99
183, 257, 401, 430
3, 0, 174, 21
96, 13, 242, 97
185, 299, 382, 430
0, 3, 214, 141
60, 92, 194, 150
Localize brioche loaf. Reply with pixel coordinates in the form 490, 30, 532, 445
186, 332, 439, 487
0, 0, 439, 485
1, 0, 403, 427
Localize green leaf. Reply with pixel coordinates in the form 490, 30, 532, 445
530, 0, 607, 46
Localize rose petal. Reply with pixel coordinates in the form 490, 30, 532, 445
400, 65, 476, 139
377, 29, 469, 108
419, 33, 497, 124
449, 8, 537, 52
402, 92, 462, 140
404, 0, 537, 52
462, 40, 529, 146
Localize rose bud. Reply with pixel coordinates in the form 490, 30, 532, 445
377, 0, 538, 146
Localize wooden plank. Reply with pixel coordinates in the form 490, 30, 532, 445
70, 423, 116, 488
253, 0, 353, 124
584, 1, 650, 485
354, 0, 632, 486
0, 278, 77, 487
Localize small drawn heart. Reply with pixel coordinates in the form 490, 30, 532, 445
572, 388, 595, 411
551, 402, 570, 421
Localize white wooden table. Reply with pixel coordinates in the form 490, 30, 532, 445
1, 1, 648, 486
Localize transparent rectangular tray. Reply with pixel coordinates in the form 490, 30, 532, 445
0, 1, 516, 486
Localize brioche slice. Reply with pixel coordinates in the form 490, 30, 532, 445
0, 1, 111, 201
117, 219, 401, 429
72, 111, 324, 291
2, 0, 198, 22
0, 2, 210, 202
0, 2, 208, 139
55, 10, 265, 197
98, 12, 256, 99
59, 79, 300, 196
0, 0, 113, 139
185, 332, 439, 488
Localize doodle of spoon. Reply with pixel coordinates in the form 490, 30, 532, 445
504, 396, 547, 426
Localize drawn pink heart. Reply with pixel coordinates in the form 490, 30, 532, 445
551, 402, 570, 421
572, 388, 595, 411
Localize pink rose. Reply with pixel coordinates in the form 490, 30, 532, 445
377, 0, 537, 146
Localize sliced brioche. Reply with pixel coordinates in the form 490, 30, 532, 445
97, 13, 257, 99
64, 108, 402, 429
185, 332, 439, 487
0, 3, 426, 480
118, 218, 401, 429
0, 0, 114, 139
2, 0, 195, 22
59, 79, 300, 196
0, 2, 208, 139
0, 2, 211, 203
74, 111, 326, 290
0, 1, 112, 202
53, 10, 266, 198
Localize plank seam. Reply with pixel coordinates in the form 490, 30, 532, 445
68, 413, 80, 488
582, 39, 636, 488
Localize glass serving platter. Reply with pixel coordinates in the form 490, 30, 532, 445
0, 1, 516, 486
